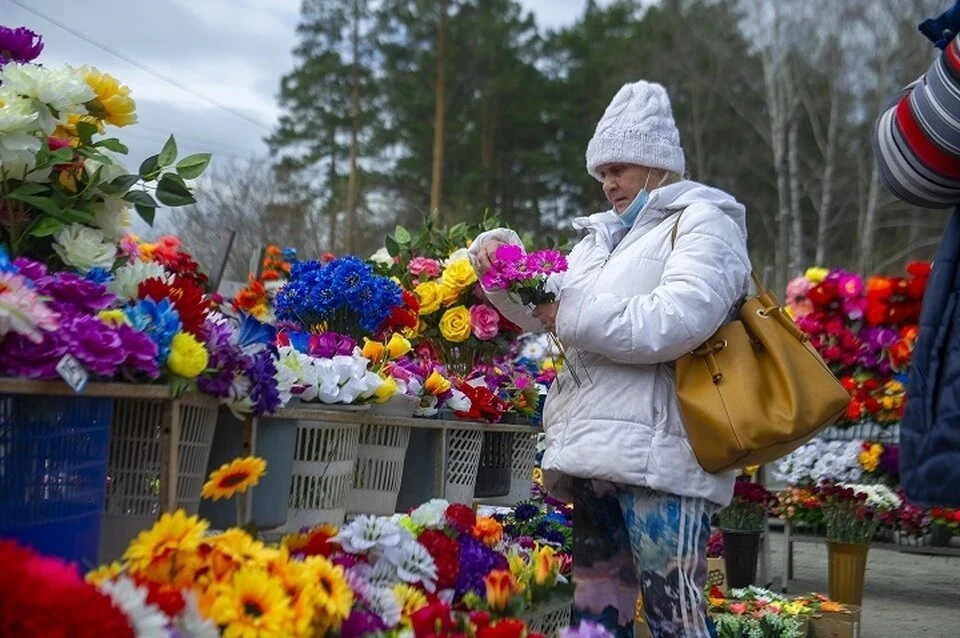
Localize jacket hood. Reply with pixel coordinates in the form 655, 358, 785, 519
573, 180, 747, 238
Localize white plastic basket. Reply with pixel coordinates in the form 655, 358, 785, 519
442, 428, 484, 504
285, 417, 360, 529
485, 431, 539, 506
523, 597, 573, 637
346, 423, 412, 515
100, 396, 219, 561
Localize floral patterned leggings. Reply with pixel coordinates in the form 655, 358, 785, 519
569, 478, 717, 638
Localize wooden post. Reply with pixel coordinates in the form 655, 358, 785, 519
160, 399, 181, 513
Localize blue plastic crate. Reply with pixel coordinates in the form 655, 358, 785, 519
0, 393, 112, 567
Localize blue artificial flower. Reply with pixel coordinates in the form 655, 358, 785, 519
286, 331, 311, 354
84, 267, 112, 284
330, 255, 373, 294
281, 247, 297, 262
0, 246, 17, 274
237, 313, 276, 351
125, 298, 182, 364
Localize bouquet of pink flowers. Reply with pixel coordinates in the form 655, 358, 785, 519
480, 245, 568, 306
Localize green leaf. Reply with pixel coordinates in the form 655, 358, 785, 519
102, 173, 140, 195
124, 189, 158, 209
6, 193, 63, 219
155, 173, 196, 207
139, 155, 160, 180
9, 183, 47, 197
135, 203, 156, 226
75, 121, 98, 145
394, 225, 411, 244
47, 147, 75, 164
27, 216, 65, 237
385, 235, 399, 257
157, 135, 178, 167
63, 207, 95, 224
175, 153, 212, 180
95, 138, 129, 154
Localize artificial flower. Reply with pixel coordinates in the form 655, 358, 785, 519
52, 223, 117, 272
0, 271, 59, 343
385, 332, 412, 359
0, 63, 94, 133
201, 456, 267, 501
138, 275, 208, 337
92, 196, 133, 241
362, 338, 385, 362
438, 282, 461, 306
408, 256, 442, 279
424, 370, 452, 395
473, 516, 504, 547
483, 569, 518, 611
373, 375, 399, 402
167, 331, 209, 378
110, 261, 168, 301
124, 510, 208, 583
0, 26, 44, 65
470, 303, 500, 341
414, 280, 442, 315
439, 305, 472, 343
82, 66, 137, 127
208, 568, 293, 637
97, 575, 169, 638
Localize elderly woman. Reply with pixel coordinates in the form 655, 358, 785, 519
470, 81, 751, 638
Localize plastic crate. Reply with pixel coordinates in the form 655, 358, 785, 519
0, 392, 112, 566
347, 422, 412, 515
474, 432, 513, 498
523, 597, 573, 637
100, 395, 219, 561
484, 432, 539, 506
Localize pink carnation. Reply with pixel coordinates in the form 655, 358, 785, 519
469, 304, 500, 340
408, 257, 442, 279
525, 250, 567, 276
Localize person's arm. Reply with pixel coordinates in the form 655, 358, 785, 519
555, 205, 749, 365
873, 35, 960, 208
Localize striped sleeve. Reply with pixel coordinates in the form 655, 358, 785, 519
873, 37, 960, 208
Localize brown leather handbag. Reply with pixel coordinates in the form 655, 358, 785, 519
670, 216, 850, 473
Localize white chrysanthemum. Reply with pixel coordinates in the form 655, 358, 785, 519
334, 515, 403, 555
93, 196, 132, 242
520, 340, 546, 362
411, 499, 449, 530
109, 261, 167, 301
366, 585, 403, 628
52, 223, 117, 273
98, 576, 170, 638
396, 540, 437, 591
175, 591, 219, 638
842, 483, 902, 511
0, 64, 95, 133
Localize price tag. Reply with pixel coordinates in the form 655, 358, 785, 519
56, 354, 89, 394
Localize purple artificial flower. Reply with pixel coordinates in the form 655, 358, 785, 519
247, 349, 281, 416
309, 331, 355, 358
0, 330, 68, 379
12, 256, 47, 281
196, 369, 236, 398
560, 620, 615, 638
116, 323, 160, 379
880, 445, 900, 480
63, 315, 126, 378
340, 610, 387, 638
494, 243, 524, 264
455, 534, 508, 598
480, 269, 507, 290
36, 272, 115, 314
0, 26, 44, 66
525, 249, 568, 276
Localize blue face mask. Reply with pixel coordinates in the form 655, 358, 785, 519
618, 189, 649, 228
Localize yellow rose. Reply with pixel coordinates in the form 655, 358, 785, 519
385, 333, 412, 359
424, 370, 451, 395
438, 283, 461, 307
362, 338, 385, 362
439, 306, 471, 343
167, 332, 209, 378
373, 376, 399, 403
805, 267, 829, 283
414, 281, 442, 315
441, 258, 477, 291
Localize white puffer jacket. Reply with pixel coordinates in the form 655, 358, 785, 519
469, 180, 751, 506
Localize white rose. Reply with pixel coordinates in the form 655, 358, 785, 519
53, 224, 117, 272
370, 247, 393, 265
109, 261, 167, 301
93, 197, 132, 241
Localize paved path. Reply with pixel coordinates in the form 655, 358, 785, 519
764, 533, 960, 637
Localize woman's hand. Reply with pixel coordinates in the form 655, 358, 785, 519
533, 302, 559, 332
472, 239, 507, 276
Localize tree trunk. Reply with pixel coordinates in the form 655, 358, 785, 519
815, 82, 839, 266
327, 127, 339, 252
788, 112, 803, 276
860, 166, 880, 274
430, 0, 449, 220
345, 0, 361, 253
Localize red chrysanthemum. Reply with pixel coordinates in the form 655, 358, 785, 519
445, 503, 477, 532
138, 275, 209, 336
0, 541, 135, 638
418, 529, 460, 589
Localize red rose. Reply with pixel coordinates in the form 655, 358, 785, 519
445, 503, 477, 532
410, 602, 455, 637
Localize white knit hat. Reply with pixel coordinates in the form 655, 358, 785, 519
585, 80, 685, 181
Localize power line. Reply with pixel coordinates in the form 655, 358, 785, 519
8, 0, 275, 133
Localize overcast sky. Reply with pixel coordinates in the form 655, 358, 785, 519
4, 0, 613, 169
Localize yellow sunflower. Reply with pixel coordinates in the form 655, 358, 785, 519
209, 568, 293, 638
393, 583, 428, 619
307, 556, 354, 628
82, 66, 138, 127
267, 556, 317, 637
201, 529, 269, 581
85, 561, 124, 586
124, 509, 208, 584
202, 456, 267, 500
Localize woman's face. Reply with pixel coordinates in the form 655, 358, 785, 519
598, 163, 656, 213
